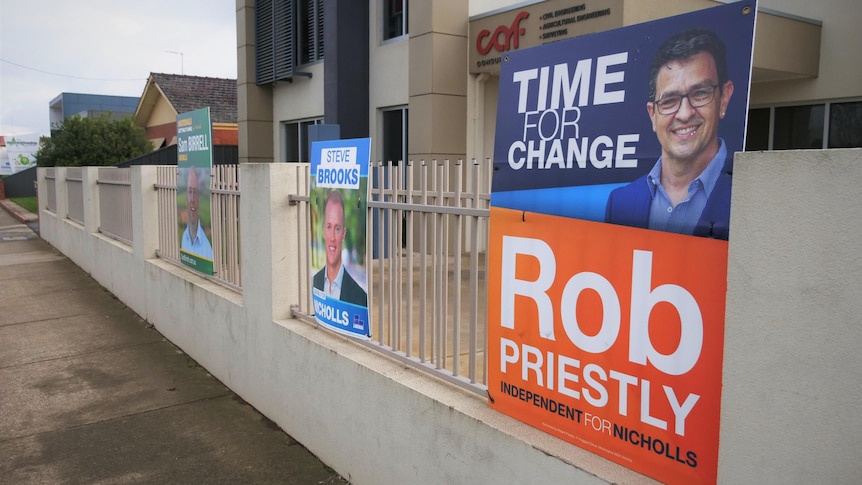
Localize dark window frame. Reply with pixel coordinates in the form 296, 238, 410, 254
745, 98, 862, 151
383, 0, 408, 41
283, 117, 324, 163
381, 106, 408, 165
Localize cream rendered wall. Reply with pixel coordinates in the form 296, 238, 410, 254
482, 76, 498, 162
720, 148, 862, 483
752, 0, 861, 104
369, 0, 409, 162
271, 62, 325, 162
465, 74, 498, 166
468, 0, 524, 17
237, 0, 274, 163
408, 0, 468, 163
621, 0, 715, 24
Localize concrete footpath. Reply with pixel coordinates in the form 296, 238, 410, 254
0, 202, 345, 484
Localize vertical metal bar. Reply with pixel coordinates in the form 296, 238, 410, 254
388, 160, 396, 348
394, 161, 403, 350
434, 160, 445, 369
308, 164, 315, 312
224, 166, 230, 281
232, 165, 240, 285
295, 165, 303, 312
418, 161, 428, 363
469, 160, 481, 383
308, 164, 314, 312
452, 160, 463, 377
405, 160, 414, 358
361, 162, 370, 321
224, 165, 230, 283
484, 158, 493, 384
234, 166, 241, 285
376, 161, 385, 342
213, 168, 220, 277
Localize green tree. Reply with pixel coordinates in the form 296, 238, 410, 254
36, 115, 152, 167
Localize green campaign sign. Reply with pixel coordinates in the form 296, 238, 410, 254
177, 107, 214, 275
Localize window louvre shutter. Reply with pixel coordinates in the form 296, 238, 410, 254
273, 0, 294, 80
255, 0, 295, 85
316, 1, 324, 58
254, 0, 275, 84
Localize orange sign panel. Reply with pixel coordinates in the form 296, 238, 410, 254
488, 207, 728, 484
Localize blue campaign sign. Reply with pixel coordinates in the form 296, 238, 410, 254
491, 1, 755, 231
311, 138, 370, 188
309, 138, 371, 339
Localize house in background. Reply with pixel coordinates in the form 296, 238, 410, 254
48, 92, 139, 133
133, 73, 237, 151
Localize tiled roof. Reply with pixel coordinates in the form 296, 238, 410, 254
150, 73, 237, 124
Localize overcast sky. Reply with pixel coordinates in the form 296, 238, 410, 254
0, 0, 237, 137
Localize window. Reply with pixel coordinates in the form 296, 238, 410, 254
383, 0, 408, 41
745, 100, 862, 151
299, 0, 324, 65
828, 101, 862, 148
381, 107, 408, 164
381, 107, 409, 248
283, 118, 323, 162
745, 108, 770, 151
254, 0, 323, 85
773, 104, 825, 150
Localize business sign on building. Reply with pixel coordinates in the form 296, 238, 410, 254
2, 134, 40, 175
309, 138, 371, 339
177, 107, 215, 275
470, 0, 623, 74
487, 2, 755, 484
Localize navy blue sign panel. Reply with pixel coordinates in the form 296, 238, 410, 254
491, 1, 755, 223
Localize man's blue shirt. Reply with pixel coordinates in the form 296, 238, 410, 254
181, 220, 214, 260
646, 140, 727, 235
604, 139, 732, 240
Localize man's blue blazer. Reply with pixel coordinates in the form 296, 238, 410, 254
604, 156, 732, 240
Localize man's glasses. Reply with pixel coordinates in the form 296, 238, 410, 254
653, 84, 719, 115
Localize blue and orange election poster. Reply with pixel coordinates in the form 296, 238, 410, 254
309, 138, 371, 339
177, 107, 215, 275
487, 3, 755, 484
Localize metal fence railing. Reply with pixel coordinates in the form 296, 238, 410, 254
97, 167, 132, 245
211, 165, 242, 288
153, 161, 492, 392
291, 160, 493, 395
155, 165, 242, 291
155, 166, 179, 261
45, 168, 56, 212
65, 167, 84, 224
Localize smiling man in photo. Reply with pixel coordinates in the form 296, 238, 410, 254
181, 166, 214, 259
313, 189, 367, 307
605, 28, 735, 240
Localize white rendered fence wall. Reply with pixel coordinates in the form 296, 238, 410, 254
35, 152, 862, 485
65, 167, 83, 224
97, 167, 132, 244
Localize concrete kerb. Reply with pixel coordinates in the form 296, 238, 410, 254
0, 199, 38, 224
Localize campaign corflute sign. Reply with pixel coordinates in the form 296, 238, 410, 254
177, 107, 215, 275
487, 3, 755, 484
309, 138, 371, 339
